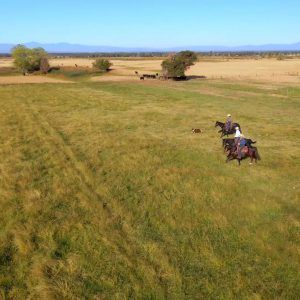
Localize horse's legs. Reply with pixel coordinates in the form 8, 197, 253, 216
226, 156, 234, 163
249, 156, 253, 165
226, 151, 233, 161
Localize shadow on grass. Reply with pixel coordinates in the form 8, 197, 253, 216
48, 67, 106, 81
186, 75, 207, 80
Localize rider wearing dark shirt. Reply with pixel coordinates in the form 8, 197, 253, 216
238, 134, 247, 159
225, 114, 232, 132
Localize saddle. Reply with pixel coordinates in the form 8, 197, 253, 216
234, 146, 248, 157
241, 146, 249, 154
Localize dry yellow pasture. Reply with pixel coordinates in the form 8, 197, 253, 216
186, 58, 300, 83
51, 57, 300, 83
1, 57, 300, 83
0, 58, 14, 67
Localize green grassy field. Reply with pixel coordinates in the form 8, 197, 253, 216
0, 79, 299, 299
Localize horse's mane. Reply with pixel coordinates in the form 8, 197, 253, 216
216, 121, 225, 127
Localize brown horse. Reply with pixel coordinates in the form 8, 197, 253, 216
215, 121, 242, 138
226, 146, 261, 165
222, 138, 256, 152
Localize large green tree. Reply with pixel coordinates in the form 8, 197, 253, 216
162, 50, 197, 78
11, 45, 49, 73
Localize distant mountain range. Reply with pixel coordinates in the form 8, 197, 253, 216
1, 42, 300, 53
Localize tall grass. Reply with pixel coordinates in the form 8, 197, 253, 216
0, 79, 299, 298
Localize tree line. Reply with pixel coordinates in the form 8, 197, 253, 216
11, 45, 113, 74
11, 44, 199, 78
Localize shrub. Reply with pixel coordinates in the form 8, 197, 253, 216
161, 50, 197, 77
277, 54, 284, 61
11, 45, 48, 73
92, 58, 112, 71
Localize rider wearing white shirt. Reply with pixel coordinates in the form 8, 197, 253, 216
234, 127, 241, 138
234, 127, 241, 146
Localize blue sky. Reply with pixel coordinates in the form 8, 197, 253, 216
2, 0, 300, 46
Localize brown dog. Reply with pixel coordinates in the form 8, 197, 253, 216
192, 128, 202, 133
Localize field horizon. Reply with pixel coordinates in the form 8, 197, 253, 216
1, 41, 300, 54
1, 56, 300, 85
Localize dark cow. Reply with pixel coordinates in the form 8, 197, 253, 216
143, 74, 157, 79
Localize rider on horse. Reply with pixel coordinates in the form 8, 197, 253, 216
237, 134, 247, 159
234, 126, 241, 144
225, 114, 232, 132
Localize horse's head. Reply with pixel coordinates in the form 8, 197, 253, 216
215, 121, 224, 128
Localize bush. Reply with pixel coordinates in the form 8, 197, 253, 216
277, 54, 284, 61
161, 50, 197, 77
92, 58, 112, 71
11, 45, 48, 74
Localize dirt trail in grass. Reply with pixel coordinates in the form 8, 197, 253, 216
0, 91, 182, 297
91, 75, 138, 82
27, 98, 178, 275
0, 75, 73, 85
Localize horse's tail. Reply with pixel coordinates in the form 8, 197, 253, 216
255, 148, 261, 160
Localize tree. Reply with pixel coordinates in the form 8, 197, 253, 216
161, 50, 197, 78
176, 51, 198, 69
93, 58, 112, 71
162, 56, 186, 77
11, 45, 32, 73
11, 45, 48, 73
40, 57, 50, 74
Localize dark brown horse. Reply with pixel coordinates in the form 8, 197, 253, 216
226, 146, 261, 165
215, 121, 242, 138
222, 138, 256, 152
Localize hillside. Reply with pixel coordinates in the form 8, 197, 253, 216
1, 42, 300, 53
